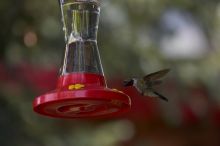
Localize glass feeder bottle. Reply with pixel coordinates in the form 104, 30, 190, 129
60, 0, 103, 75
33, 0, 131, 118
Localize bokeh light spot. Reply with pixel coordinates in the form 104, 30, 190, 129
24, 31, 38, 47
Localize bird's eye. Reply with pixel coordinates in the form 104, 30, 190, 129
123, 80, 133, 86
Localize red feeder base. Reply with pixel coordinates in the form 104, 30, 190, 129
33, 73, 131, 118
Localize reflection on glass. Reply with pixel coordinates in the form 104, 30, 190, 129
60, 0, 103, 75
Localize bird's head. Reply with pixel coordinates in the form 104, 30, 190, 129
123, 79, 135, 87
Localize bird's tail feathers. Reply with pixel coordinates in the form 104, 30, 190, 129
152, 91, 168, 102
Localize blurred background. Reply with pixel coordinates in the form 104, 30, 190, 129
1, 0, 220, 146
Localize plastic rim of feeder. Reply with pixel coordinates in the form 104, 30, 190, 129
33, 73, 131, 118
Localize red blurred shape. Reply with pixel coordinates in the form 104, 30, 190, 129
180, 103, 199, 125
122, 86, 161, 121
15, 64, 57, 92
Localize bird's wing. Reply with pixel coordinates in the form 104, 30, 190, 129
143, 69, 170, 82
152, 80, 163, 86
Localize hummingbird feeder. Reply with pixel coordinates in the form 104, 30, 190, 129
33, 0, 131, 118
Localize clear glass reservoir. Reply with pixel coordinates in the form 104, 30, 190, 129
60, 0, 103, 75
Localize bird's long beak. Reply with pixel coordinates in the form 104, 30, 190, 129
123, 79, 133, 87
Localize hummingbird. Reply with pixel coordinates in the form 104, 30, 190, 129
123, 69, 170, 102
